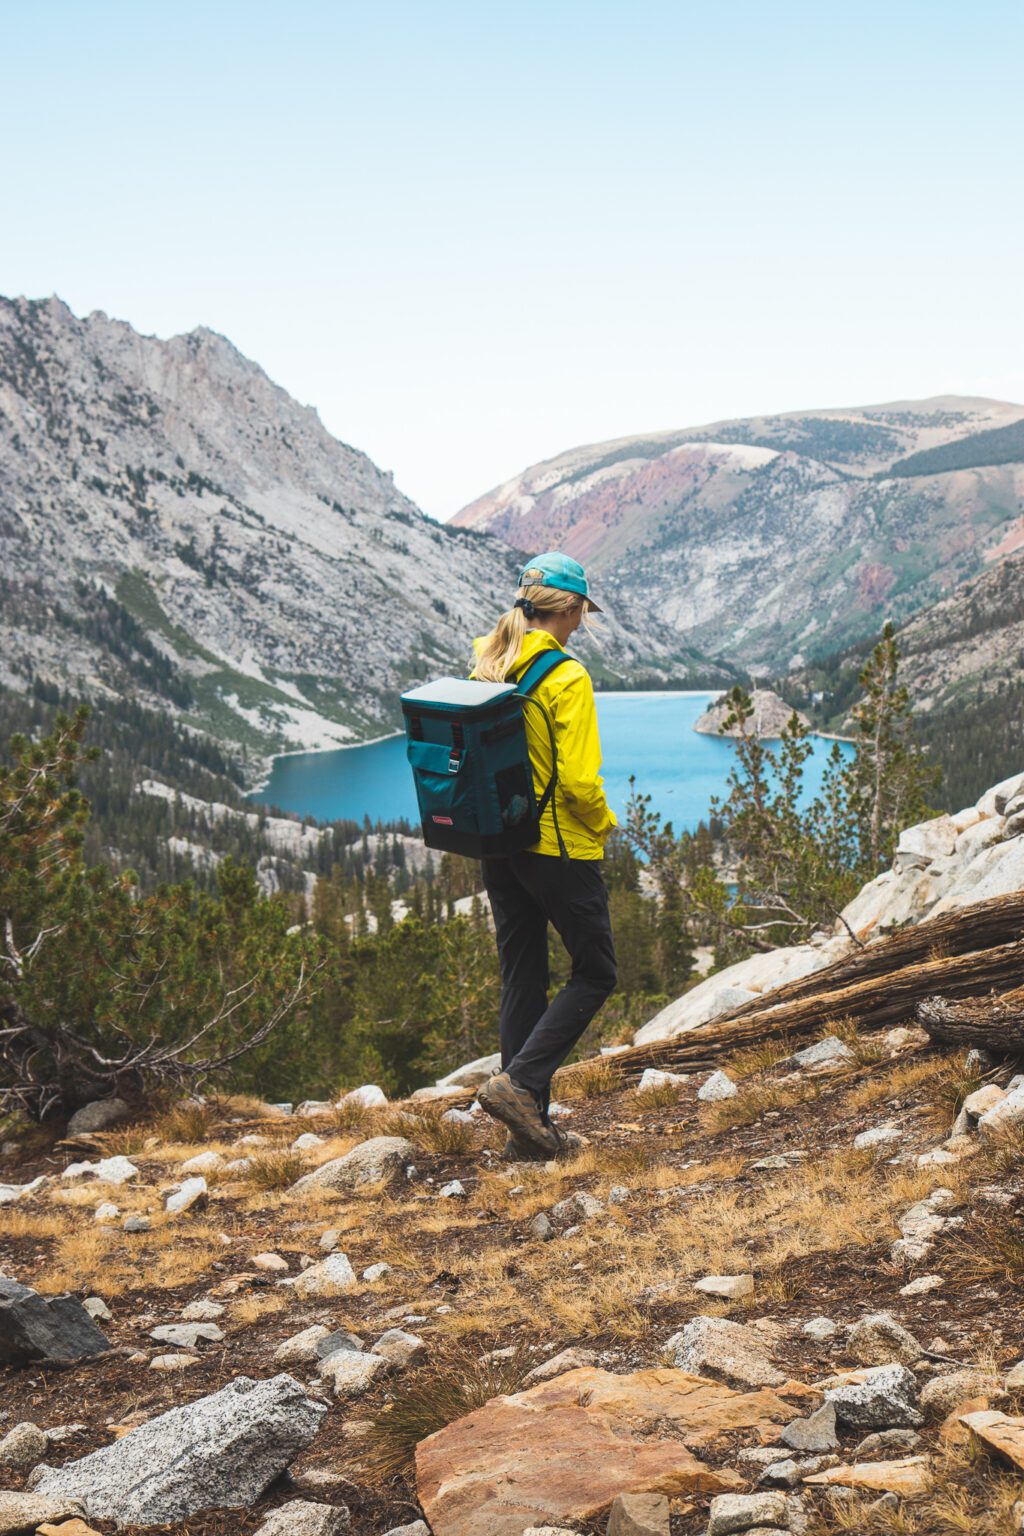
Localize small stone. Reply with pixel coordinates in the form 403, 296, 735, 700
381, 1525, 430, 1536
319, 1228, 341, 1253
274, 1325, 333, 1365
371, 1328, 427, 1368
292, 1135, 416, 1195
0, 1493, 88, 1529
694, 1274, 754, 1301
66, 1097, 131, 1136
802, 1317, 837, 1341
62, 1155, 139, 1185
899, 1275, 943, 1297
362, 1262, 391, 1282
525, 1346, 598, 1382
529, 1212, 554, 1241
181, 1299, 225, 1321
698, 1070, 738, 1102
338, 1084, 388, 1109
150, 1352, 200, 1371
1005, 1360, 1024, 1389
551, 1191, 604, 1224
779, 1401, 838, 1453
165, 1176, 208, 1214
180, 1150, 223, 1174
150, 1323, 224, 1348
854, 1123, 900, 1149
664, 1316, 786, 1389
293, 1253, 357, 1299
94, 1202, 119, 1224
607, 1489, 670, 1534
36, 1520, 103, 1536
291, 1132, 325, 1151
317, 1350, 389, 1397
825, 1363, 923, 1429
637, 1068, 689, 1093
920, 1369, 1005, 1419
706, 1491, 790, 1535
791, 1036, 855, 1070
438, 1180, 466, 1198
0, 1420, 49, 1472
253, 1252, 290, 1273
847, 1312, 922, 1367
315, 1333, 362, 1366
608, 1185, 630, 1204
122, 1215, 151, 1233
253, 1498, 350, 1535
442, 1107, 475, 1123
853, 1429, 921, 1456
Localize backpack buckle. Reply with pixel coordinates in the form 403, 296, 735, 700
448, 751, 461, 774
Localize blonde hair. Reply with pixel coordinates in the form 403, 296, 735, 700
474, 584, 588, 682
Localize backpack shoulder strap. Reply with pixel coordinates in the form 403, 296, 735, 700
514, 649, 574, 696
512, 650, 574, 860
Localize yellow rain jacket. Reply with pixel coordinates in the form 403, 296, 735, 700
472, 630, 616, 860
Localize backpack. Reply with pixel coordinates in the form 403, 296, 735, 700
401, 650, 571, 859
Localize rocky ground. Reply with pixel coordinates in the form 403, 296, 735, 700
3, 1019, 1024, 1536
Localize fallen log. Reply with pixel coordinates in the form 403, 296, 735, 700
562, 939, 1024, 1085
722, 889, 1024, 1026
917, 985, 1024, 1051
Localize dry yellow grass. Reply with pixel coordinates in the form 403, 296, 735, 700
555, 1057, 618, 1100
229, 1292, 290, 1327
843, 1054, 950, 1116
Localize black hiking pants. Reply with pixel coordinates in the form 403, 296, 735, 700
481, 851, 617, 1114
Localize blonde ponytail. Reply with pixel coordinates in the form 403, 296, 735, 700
473, 584, 587, 682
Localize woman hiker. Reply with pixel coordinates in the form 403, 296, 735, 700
473, 552, 618, 1160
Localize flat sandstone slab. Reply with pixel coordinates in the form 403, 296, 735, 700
415, 1367, 812, 1536
961, 1409, 1024, 1470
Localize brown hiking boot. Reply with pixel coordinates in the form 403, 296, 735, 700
477, 1071, 559, 1157
501, 1127, 582, 1163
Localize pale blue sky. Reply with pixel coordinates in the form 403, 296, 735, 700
3, 1, 1022, 515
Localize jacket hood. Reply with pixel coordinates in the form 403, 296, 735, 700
472, 629, 565, 676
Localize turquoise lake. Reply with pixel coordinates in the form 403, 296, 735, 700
251, 692, 851, 832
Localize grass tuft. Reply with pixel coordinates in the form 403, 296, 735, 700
155, 1099, 220, 1145
359, 1341, 534, 1480
634, 1080, 682, 1111
556, 1057, 619, 1100
245, 1150, 306, 1190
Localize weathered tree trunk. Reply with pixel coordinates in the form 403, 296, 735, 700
557, 937, 1024, 1088
916, 986, 1024, 1051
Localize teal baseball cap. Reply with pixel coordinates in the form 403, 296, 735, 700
518, 550, 602, 611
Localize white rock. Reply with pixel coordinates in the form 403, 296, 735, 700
362, 1262, 391, 1282
698, 1070, 738, 1102
180, 1151, 223, 1175
853, 1123, 900, 1149
165, 1176, 208, 1214
291, 1132, 325, 1151
292, 1253, 357, 1299
83, 1296, 113, 1321
894, 815, 957, 871
94, 1201, 120, 1223
441, 1107, 475, 1123
151, 1322, 225, 1347
979, 1083, 1024, 1139
291, 1136, 416, 1195
150, 1352, 200, 1371
706, 1490, 791, 1535
633, 942, 833, 1045
253, 1500, 350, 1536
438, 1180, 465, 1198
62, 1155, 138, 1185
253, 1252, 290, 1273
294, 1100, 332, 1116
0, 1420, 49, 1472
899, 1275, 943, 1297
435, 1052, 502, 1089
339, 1084, 387, 1109
791, 1036, 855, 1070
317, 1350, 388, 1397
978, 771, 1024, 816
0, 1175, 49, 1206
181, 1299, 225, 1320
824, 1363, 923, 1429
371, 1328, 427, 1368
694, 1274, 754, 1300
803, 1317, 838, 1340
637, 1067, 689, 1092
273, 1324, 332, 1365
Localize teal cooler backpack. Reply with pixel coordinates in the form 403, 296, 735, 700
401, 651, 571, 859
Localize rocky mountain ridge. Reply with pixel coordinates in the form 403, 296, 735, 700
451, 397, 1024, 674
0, 297, 697, 783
